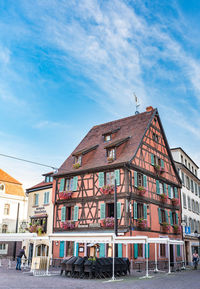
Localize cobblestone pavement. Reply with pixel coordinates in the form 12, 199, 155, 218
0, 267, 200, 289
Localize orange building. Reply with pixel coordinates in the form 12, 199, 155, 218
52, 107, 182, 266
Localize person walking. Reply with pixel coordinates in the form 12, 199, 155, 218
16, 246, 27, 270
192, 250, 199, 270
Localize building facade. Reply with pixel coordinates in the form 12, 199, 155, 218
25, 172, 53, 261
0, 169, 27, 257
52, 107, 182, 266
171, 147, 200, 265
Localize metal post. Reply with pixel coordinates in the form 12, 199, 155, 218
112, 241, 115, 281
154, 243, 158, 272
114, 179, 118, 257
145, 241, 149, 277
46, 239, 52, 275
168, 241, 171, 274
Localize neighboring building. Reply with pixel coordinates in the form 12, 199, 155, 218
0, 169, 27, 257
52, 107, 182, 266
25, 172, 53, 261
171, 147, 200, 265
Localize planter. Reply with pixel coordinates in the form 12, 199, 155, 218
171, 198, 179, 206
28, 224, 45, 234
137, 219, 147, 229
136, 186, 146, 195
100, 185, 114, 195
173, 225, 181, 234
101, 217, 114, 228
161, 222, 170, 232
73, 163, 81, 169
160, 193, 168, 203
154, 165, 165, 174
59, 191, 72, 200
107, 157, 114, 163
61, 221, 75, 230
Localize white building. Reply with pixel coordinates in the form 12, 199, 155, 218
0, 169, 28, 256
171, 148, 200, 265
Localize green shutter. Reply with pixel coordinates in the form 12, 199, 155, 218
59, 241, 65, 258
161, 159, 164, 168
143, 204, 147, 220
118, 244, 123, 258
73, 242, 79, 257
44, 192, 46, 204
143, 175, 147, 188
35, 194, 39, 206
169, 211, 173, 225
134, 202, 137, 220
151, 154, 154, 165
156, 180, 160, 194
164, 183, 167, 195
117, 202, 121, 220
145, 244, 150, 258
177, 245, 180, 257
61, 206, 66, 222
98, 172, 104, 188
168, 185, 171, 199
134, 171, 138, 187
176, 212, 178, 225
158, 208, 162, 224
134, 244, 138, 259
115, 170, 120, 186
165, 210, 169, 223
99, 243, 105, 257
59, 178, 65, 192
73, 176, 78, 191
100, 203, 106, 219
174, 187, 178, 199
74, 206, 79, 221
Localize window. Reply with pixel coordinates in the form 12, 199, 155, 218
137, 203, 144, 219
0, 244, 6, 250
181, 172, 185, 186
45, 176, 50, 182
152, 133, 159, 143
138, 244, 143, 258
185, 159, 187, 167
188, 196, 191, 210
154, 155, 161, 166
2, 224, 8, 233
34, 194, 39, 206
105, 171, 115, 185
191, 219, 194, 232
65, 241, 74, 257
195, 183, 198, 196
184, 215, 188, 226
183, 193, 187, 209
181, 155, 183, 163
191, 180, 194, 193
195, 169, 197, 176
0, 183, 4, 191
192, 199, 195, 212
199, 186, 200, 198
65, 178, 74, 191
104, 134, 111, 142
186, 176, 190, 190
44, 192, 49, 205
160, 244, 166, 257
107, 203, 114, 218
159, 183, 164, 195
197, 202, 200, 215
192, 166, 194, 173
66, 207, 72, 220
137, 173, 144, 187
107, 148, 116, 160
4, 204, 10, 215
161, 209, 166, 223
74, 155, 82, 165
188, 163, 191, 170
172, 212, 178, 225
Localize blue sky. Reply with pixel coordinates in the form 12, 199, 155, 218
1, 0, 200, 188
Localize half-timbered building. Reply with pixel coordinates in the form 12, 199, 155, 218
52, 107, 182, 265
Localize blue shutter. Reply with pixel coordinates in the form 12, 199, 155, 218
174, 187, 178, 199
156, 180, 160, 194
161, 159, 164, 168
177, 245, 180, 257
73, 242, 79, 257
59, 178, 65, 192
151, 154, 154, 165
143, 204, 147, 220
164, 184, 167, 195
46, 192, 49, 204
59, 241, 64, 258
176, 213, 178, 225
134, 244, 138, 259
73, 176, 78, 191
117, 202, 121, 220
168, 185, 171, 199
169, 211, 173, 225
61, 206, 66, 222
165, 210, 169, 223
44, 192, 46, 204
35, 194, 39, 206
98, 172, 104, 188
145, 244, 150, 258
143, 175, 147, 188
74, 206, 79, 221
158, 208, 162, 224
115, 169, 120, 186
99, 243, 105, 257
118, 244, 123, 258
134, 171, 138, 187
134, 202, 137, 220
100, 203, 106, 219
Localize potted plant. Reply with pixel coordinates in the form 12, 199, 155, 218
100, 185, 114, 195
160, 193, 168, 203
61, 221, 75, 230
173, 224, 181, 234
154, 164, 164, 174
171, 198, 179, 206
101, 217, 114, 228
137, 218, 147, 229
107, 157, 114, 163
73, 163, 81, 169
37, 225, 43, 236
161, 222, 170, 232
137, 186, 146, 195
59, 191, 72, 200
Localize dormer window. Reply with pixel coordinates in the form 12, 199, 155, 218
75, 155, 82, 165
104, 134, 111, 142
107, 148, 116, 162
45, 176, 50, 183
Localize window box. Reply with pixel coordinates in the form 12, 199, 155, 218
100, 185, 114, 195
137, 218, 147, 229
136, 186, 146, 195
161, 222, 170, 232
107, 157, 115, 163
61, 221, 75, 230
171, 198, 179, 206
27, 223, 45, 235
160, 193, 168, 203
59, 191, 72, 200
73, 163, 81, 169
173, 224, 181, 234
154, 165, 164, 174
100, 217, 114, 228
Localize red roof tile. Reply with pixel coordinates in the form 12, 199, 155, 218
0, 169, 22, 185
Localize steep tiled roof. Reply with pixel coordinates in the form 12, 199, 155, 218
57, 109, 156, 175
0, 169, 22, 185
0, 169, 25, 197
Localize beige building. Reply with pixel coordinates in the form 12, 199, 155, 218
26, 172, 53, 261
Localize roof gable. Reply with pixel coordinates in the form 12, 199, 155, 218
0, 169, 22, 185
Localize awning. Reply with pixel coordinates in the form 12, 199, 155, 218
0, 233, 37, 242
31, 214, 48, 219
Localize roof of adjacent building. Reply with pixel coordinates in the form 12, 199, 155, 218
0, 169, 22, 185
26, 180, 53, 193
171, 147, 199, 169
56, 109, 157, 176
0, 169, 25, 197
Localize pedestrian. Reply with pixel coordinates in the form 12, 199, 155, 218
16, 246, 27, 270
192, 250, 199, 270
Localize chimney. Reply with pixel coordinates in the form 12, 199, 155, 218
146, 106, 154, 112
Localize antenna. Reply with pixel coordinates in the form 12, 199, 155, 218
134, 93, 140, 114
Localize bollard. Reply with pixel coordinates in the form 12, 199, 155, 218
8, 259, 11, 269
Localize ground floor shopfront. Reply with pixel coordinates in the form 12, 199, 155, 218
184, 235, 200, 266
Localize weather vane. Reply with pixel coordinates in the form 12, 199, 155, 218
134, 93, 140, 114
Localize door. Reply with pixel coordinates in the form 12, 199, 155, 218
28, 243, 33, 264
185, 241, 189, 265
170, 245, 174, 267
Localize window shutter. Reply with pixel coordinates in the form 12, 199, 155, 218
59, 178, 65, 192
143, 175, 147, 188
59, 241, 65, 258
177, 245, 180, 257
134, 202, 137, 220
46, 192, 49, 204
134, 244, 138, 259
175, 212, 178, 225
61, 206, 66, 222
168, 185, 171, 199
117, 202, 121, 220
118, 244, 123, 258
114, 169, 120, 186
151, 154, 154, 165
156, 180, 160, 194
158, 208, 162, 224
36, 194, 39, 206
73, 176, 78, 191
98, 172, 104, 188
73, 242, 79, 257
145, 244, 150, 258
99, 243, 105, 257
44, 192, 47, 204
165, 210, 169, 223
134, 171, 138, 187
143, 204, 147, 220
169, 211, 173, 225
161, 159, 164, 168
100, 203, 106, 220
174, 187, 178, 198
163, 183, 167, 195
73, 206, 79, 221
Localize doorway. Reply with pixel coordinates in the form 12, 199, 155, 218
170, 244, 174, 268
28, 243, 33, 264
